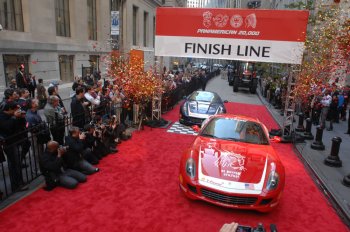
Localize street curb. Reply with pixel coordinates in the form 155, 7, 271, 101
256, 87, 350, 228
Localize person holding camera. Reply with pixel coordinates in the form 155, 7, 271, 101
64, 127, 99, 174
0, 102, 28, 191
40, 141, 86, 190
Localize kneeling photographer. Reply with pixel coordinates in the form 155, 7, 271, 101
64, 127, 99, 174
83, 124, 107, 160
40, 141, 86, 190
92, 115, 118, 154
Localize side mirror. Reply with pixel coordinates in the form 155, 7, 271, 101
192, 125, 200, 132
223, 100, 228, 103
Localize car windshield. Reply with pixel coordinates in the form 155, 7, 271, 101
200, 117, 269, 145
188, 91, 221, 103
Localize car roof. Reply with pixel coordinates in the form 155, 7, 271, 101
211, 114, 261, 124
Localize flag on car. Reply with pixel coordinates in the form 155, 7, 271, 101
245, 183, 255, 190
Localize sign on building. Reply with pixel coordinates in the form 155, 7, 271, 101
111, 11, 120, 35
155, 8, 309, 64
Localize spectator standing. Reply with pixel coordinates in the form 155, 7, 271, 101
27, 74, 37, 98
338, 92, 345, 121
17, 88, 31, 112
9, 79, 17, 89
36, 78, 47, 109
44, 96, 66, 145
0, 102, 28, 191
48, 84, 67, 115
16, 66, 28, 89
320, 90, 332, 129
71, 87, 89, 129
327, 94, 338, 131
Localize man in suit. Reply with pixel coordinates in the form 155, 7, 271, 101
16, 66, 28, 89
27, 74, 37, 98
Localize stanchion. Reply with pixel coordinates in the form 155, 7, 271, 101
343, 174, 350, 187
311, 126, 325, 150
295, 113, 305, 132
303, 118, 314, 140
324, 137, 342, 167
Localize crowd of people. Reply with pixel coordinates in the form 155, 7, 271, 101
261, 76, 350, 134
0, 64, 219, 194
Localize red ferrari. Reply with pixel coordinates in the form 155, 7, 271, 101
179, 114, 285, 212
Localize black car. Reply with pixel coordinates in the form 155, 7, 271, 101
179, 91, 227, 126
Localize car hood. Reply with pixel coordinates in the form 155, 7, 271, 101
194, 137, 270, 194
187, 101, 220, 118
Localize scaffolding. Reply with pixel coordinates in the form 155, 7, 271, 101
151, 95, 162, 121
282, 64, 301, 139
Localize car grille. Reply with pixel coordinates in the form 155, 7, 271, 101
189, 117, 204, 124
201, 188, 258, 205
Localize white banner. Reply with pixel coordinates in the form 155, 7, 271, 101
155, 36, 304, 64
111, 11, 120, 35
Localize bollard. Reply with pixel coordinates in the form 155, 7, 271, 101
343, 174, 350, 187
324, 137, 342, 167
311, 126, 325, 150
295, 113, 305, 132
303, 118, 314, 140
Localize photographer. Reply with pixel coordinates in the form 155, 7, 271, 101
40, 141, 86, 190
93, 115, 117, 154
0, 102, 28, 191
83, 124, 106, 160
64, 127, 99, 174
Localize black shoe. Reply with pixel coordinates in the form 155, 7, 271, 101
95, 168, 100, 172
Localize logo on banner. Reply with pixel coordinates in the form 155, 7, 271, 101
213, 14, 229, 27
202, 11, 257, 29
230, 15, 243, 28
245, 13, 257, 28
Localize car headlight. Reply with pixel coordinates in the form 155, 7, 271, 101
182, 103, 188, 115
186, 158, 196, 179
266, 162, 279, 191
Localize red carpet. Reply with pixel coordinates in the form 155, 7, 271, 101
0, 102, 348, 232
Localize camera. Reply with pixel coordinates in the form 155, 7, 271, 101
58, 145, 69, 151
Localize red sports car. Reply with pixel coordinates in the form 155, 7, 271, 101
179, 114, 285, 212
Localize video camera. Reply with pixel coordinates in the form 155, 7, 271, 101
236, 223, 277, 232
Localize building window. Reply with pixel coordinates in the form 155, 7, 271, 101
59, 55, 74, 82
132, 6, 138, 46
55, 0, 70, 37
143, 11, 148, 47
87, 0, 97, 40
3, 55, 29, 86
0, 0, 24, 31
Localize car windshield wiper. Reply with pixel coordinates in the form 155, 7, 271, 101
200, 133, 219, 139
219, 137, 240, 142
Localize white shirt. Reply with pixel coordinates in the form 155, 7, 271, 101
321, 95, 332, 107
84, 92, 100, 105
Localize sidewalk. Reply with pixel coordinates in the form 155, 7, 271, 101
257, 88, 350, 227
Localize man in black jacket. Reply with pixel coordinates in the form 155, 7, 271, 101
64, 127, 99, 174
15, 66, 28, 89
40, 141, 86, 190
71, 87, 89, 129
0, 102, 28, 191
